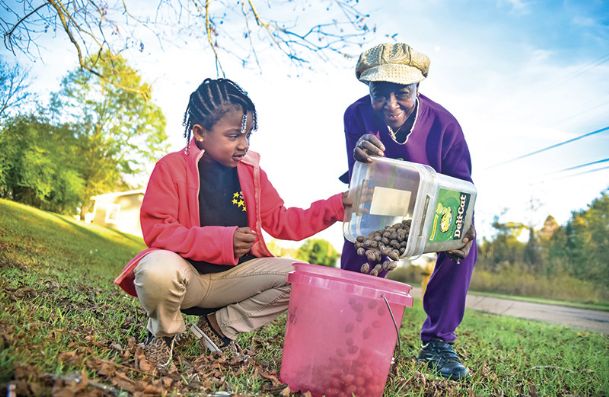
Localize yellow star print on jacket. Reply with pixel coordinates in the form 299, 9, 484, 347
232, 191, 247, 212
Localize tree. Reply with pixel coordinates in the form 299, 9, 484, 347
538, 215, 559, 241
0, 113, 84, 213
51, 51, 167, 218
523, 226, 542, 271
555, 189, 609, 286
0, 60, 31, 120
1, 0, 377, 77
295, 238, 339, 267
477, 216, 526, 272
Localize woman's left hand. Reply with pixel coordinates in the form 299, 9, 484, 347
446, 224, 476, 261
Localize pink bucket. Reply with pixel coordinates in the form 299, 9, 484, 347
280, 263, 413, 397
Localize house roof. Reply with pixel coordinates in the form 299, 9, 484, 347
91, 189, 145, 200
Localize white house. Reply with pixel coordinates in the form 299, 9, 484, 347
86, 189, 144, 237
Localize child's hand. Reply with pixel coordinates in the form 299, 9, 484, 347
233, 227, 257, 258
342, 191, 353, 220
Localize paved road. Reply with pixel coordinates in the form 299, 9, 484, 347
411, 288, 609, 335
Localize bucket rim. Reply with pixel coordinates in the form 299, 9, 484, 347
288, 263, 413, 307
292, 262, 412, 293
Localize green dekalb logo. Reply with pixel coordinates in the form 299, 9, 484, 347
454, 193, 467, 239
429, 190, 470, 243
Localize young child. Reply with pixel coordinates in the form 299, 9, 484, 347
114, 78, 350, 369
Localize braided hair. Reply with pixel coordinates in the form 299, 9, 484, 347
183, 78, 258, 147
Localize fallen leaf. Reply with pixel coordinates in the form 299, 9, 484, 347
137, 356, 154, 373
135, 380, 163, 394
58, 351, 79, 364
109, 342, 123, 352
110, 371, 135, 393
162, 377, 173, 388
258, 369, 282, 386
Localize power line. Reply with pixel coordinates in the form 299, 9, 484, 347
486, 125, 609, 170
554, 52, 609, 87
572, 52, 609, 79
528, 161, 609, 186
554, 157, 609, 173
551, 164, 609, 182
552, 97, 609, 126
568, 164, 609, 178
495, 52, 609, 121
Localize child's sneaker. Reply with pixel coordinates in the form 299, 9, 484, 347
141, 332, 185, 371
190, 314, 232, 353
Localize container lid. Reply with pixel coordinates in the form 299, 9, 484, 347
288, 263, 413, 307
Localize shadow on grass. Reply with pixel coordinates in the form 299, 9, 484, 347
107, 227, 144, 245
48, 213, 144, 247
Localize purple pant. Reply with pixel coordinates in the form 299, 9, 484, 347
340, 239, 477, 343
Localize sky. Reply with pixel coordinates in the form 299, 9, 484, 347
2, 0, 609, 252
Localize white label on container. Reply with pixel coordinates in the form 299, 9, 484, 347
369, 187, 411, 216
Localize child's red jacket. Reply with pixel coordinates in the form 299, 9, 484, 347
114, 140, 345, 297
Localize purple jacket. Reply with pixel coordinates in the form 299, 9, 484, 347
340, 94, 473, 184
340, 93, 478, 343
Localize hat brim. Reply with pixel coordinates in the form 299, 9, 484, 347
358, 64, 425, 86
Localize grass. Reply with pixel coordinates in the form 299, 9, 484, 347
1, 198, 608, 396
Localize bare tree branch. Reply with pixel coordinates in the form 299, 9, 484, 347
1, 0, 378, 76
240, 1, 261, 71
0, 61, 31, 119
204, 0, 224, 76
3, 2, 49, 54
47, 0, 97, 75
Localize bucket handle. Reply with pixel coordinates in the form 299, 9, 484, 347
382, 295, 401, 373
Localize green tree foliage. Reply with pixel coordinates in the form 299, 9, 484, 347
0, 114, 84, 213
0, 54, 166, 216
523, 226, 543, 271
51, 52, 167, 217
551, 190, 609, 286
295, 239, 339, 267
477, 217, 526, 272
478, 190, 609, 291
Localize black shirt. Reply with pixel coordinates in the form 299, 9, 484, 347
187, 154, 256, 273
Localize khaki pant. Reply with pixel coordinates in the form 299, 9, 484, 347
134, 250, 295, 339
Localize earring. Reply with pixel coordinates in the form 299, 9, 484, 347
197, 137, 204, 142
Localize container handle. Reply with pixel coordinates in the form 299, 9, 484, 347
382, 295, 401, 373
354, 178, 370, 215
417, 194, 431, 237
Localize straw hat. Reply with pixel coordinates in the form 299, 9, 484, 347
355, 43, 430, 85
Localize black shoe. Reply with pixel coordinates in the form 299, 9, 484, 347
417, 339, 469, 380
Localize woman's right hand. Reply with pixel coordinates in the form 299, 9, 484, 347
354, 134, 385, 163
233, 227, 257, 258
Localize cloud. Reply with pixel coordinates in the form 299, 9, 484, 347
499, 0, 531, 15
572, 15, 597, 28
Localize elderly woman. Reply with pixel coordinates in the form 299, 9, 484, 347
339, 42, 477, 380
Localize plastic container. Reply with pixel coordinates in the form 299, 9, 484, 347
343, 157, 477, 257
280, 263, 413, 397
